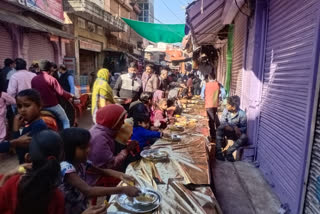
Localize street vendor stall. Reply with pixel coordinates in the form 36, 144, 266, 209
107, 97, 222, 214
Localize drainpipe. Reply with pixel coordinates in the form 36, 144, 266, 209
224, 24, 234, 94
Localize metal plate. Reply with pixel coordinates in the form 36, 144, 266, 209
140, 149, 169, 161
116, 189, 161, 213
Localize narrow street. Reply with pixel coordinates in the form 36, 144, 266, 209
1, 0, 320, 214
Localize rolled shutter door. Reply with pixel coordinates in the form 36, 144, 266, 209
230, 9, 247, 97
256, 0, 320, 213
0, 25, 13, 66
28, 33, 55, 64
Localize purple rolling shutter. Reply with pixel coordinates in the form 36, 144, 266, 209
230, 8, 247, 97
256, 0, 320, 213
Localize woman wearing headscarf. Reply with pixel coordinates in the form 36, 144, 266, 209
87, 104, 138, 186
91, 68, 115, 123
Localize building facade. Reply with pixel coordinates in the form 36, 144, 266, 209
136, 0, 154, 23
0, 0, 72, 69
63, 0, 143, 89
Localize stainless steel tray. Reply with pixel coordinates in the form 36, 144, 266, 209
115, 188, 161, 213
140, 149, 169, 161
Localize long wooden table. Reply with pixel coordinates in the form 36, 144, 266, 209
107, 102, 222, 214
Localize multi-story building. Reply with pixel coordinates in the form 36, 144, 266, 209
0, 0, 73, 68
137, 0, 154, 23
63, 0, 143, 90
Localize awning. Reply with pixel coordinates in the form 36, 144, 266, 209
122, 18, 185, 43
172, 57, 192, 63
186, 0, 225, 45
0, 9, 73, 39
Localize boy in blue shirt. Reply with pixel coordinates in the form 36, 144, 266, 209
216, 96, 248, 162
131, 114, 170, 150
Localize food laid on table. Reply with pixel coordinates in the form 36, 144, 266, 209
140, 149, 169, 161
116, 188, 161, 213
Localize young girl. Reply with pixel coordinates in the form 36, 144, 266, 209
59, 127, 140, 214
13, 89, 48, 163
151, 98, 168, 129
0, 130, 65, 214
0, 91, 15, 142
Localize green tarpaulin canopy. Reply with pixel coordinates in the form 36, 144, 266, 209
122, 18, 185, 43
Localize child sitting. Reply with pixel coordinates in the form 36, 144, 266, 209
0, 130, 65, 214
151, 98, 168, 129
13, 89, 48, 163
59, 128, 140, 214
131, 114, 170, 150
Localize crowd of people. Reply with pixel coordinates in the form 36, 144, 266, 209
0, 57, 247, 214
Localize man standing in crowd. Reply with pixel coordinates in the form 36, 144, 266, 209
215, 96, 248, 162
142, 64, 159, 93
205, 74, 220, 142
0, 58, 16, 92
7, 58, 36, 98
158, 68, 169, 92
58, 64, 75, 95
113, 62, 142, 103
31, 60, 73, 129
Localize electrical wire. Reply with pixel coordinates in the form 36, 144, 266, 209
136, 4, 185, 38
159, 0, 185, 23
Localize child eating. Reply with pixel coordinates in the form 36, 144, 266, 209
0, 130, 65, 214
131, 114, 170, 150
151, 98, 168, 129
59, 128, 140, 214
13, 89, 48, 163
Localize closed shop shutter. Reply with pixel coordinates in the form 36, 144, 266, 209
256, 0, 320, 213
230, 9, 247, 97
217, 44, 227, 85
304, 102, 320, 213
28, 33, 55, 64
0, 25, 13, 67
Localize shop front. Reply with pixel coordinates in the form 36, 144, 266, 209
0, 24, 14, 66
78, 39, 102, 90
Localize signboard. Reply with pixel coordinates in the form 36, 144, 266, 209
79, 40, 102, 52
26, 0, 64, 23
63, 57, 76, 75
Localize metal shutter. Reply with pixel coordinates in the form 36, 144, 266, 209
0, 25, 13, 67
256, 0, 320, 213
304, 101, 320, 213
28, 33, 55, 64
217, 44, 227, 86
230, 9, 247, 97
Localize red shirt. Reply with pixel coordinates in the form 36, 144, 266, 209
31, 71, 72, 107
205, 81, 220, 109
0, 174, 65, 214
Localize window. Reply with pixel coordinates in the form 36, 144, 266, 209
88, 22, 96, 33
97, 26, 103, 35
78, 18, 86, 29
144, 3, 149, 10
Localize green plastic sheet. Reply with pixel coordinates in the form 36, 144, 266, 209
225, 24, 234, 94
122, 18, 185, 43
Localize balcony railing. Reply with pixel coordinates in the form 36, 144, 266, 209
64, 0, 125, 32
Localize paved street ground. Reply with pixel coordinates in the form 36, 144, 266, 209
213, 160, 281, 214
